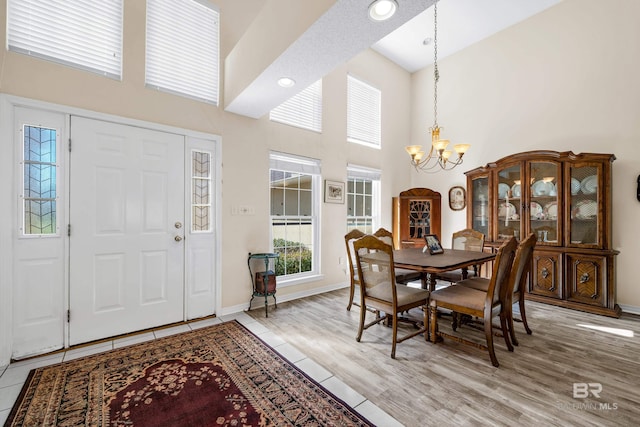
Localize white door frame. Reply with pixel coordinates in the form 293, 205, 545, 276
0, 94, 222, 364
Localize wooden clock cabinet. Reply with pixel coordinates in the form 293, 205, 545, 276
465, 151, 620, 317
392, 188, 442, 249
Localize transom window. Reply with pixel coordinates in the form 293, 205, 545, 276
7, 0, 123, 79
270, 80, 323, 132
347, 75, 381, 148
347, 164, 381, 234
22, 125, 58, 235
146, 0, 220, 104
269, 152, 320, 281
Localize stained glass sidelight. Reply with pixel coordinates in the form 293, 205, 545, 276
192, 151, 211, 232
23, 125, 57, 235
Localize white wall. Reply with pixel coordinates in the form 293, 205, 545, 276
409, 0, 640, 309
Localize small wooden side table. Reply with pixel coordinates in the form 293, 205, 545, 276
247, 252, 279, 317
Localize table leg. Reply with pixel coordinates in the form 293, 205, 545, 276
461, 266, 469, 280
420, 273, 429, 290
428, 274, 437, 292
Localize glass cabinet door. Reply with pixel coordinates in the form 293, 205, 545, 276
528, 161, 562, 245
568, 162, 602, 247
470, 175, 489, 237
495, 163, 522, 241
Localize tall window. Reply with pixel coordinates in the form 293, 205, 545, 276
347, 165, 381, 234
347, 75, 381, 148
22, 125, 59, 235
146, 0, 220, 104
270, 152, 321, 280
7, 0, 123, 79
270, 80, 323, 132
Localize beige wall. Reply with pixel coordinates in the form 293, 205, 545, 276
410, 0, 640, 309
1, 0, 638, 313
0, 1, 412, 312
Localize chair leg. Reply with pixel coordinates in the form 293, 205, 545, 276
391, 313, 398, 359
519, 296, 533, 335
422, 306, 429, 341
347, 281, 355, 311
452, 312, 459, 331
507, 304, 519, 347
485, 315, 499, 367
500, 311, 514, 352
356, 300, 366, 342
429, 303, 439, 343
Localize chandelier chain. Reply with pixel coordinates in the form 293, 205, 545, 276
433, 0, 439, 128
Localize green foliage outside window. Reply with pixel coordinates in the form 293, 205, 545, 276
273, 238, 312, 276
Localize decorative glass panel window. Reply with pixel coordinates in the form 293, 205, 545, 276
270, 152, 321, 279
22, 125, 58, 235
269, 79, 322, 132
192, 150, 212, 232
347, 164, 381, 234
7, 0, 123, 79
347, 75, 381, 148
146, 0, 220, 104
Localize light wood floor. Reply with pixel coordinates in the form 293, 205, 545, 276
248, 288, 640, 427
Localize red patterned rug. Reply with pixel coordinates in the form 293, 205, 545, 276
5, 320, 374, 426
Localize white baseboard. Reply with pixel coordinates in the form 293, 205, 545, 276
619, 304, 640, 316
218, 282, 349, 317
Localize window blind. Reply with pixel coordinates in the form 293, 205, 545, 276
347, 164, 381, 181
270, 152, 321, 175
270, 80, 322, 132
146, 0, 220, 104
7, 0, 123, 79
347, 75, 381, 148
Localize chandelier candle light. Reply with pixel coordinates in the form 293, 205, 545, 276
406, 0, 470, 172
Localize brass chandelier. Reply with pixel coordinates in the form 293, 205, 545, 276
406, 0, 470, 172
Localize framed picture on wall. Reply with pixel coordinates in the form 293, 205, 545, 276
449, 186, 466, 211
324, 180, 345, 204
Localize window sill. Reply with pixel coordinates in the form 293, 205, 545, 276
276, 274, 325, 288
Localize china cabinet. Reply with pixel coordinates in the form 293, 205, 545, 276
392, 188, 442, 249
466, 151, 620, 317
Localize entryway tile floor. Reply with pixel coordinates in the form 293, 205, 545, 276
0, 312, 402, 426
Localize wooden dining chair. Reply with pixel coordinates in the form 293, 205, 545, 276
429, 237, 517, 367
344, 229, 366, 311
435, 228, 485, 284
457, 233, 537, 347
373, 228, 422, 285
353, 235, 430, 359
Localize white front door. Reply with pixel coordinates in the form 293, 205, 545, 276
69, 117, 185, 345
11, 108, 66, 359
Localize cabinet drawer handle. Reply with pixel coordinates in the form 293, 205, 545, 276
541, 267, 549, 279
580, 273, 590, 284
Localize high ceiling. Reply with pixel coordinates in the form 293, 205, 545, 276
223, 0, 562, 118
373, 0, 562, 73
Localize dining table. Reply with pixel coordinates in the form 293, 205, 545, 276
393, 247, 496, 291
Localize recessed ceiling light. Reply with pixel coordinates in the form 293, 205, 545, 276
368, 0, 398, 22
277, 77, 296, 88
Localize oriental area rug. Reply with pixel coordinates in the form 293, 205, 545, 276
5, 320, 373, 426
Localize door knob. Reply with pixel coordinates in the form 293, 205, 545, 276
175, 235, 183, 242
